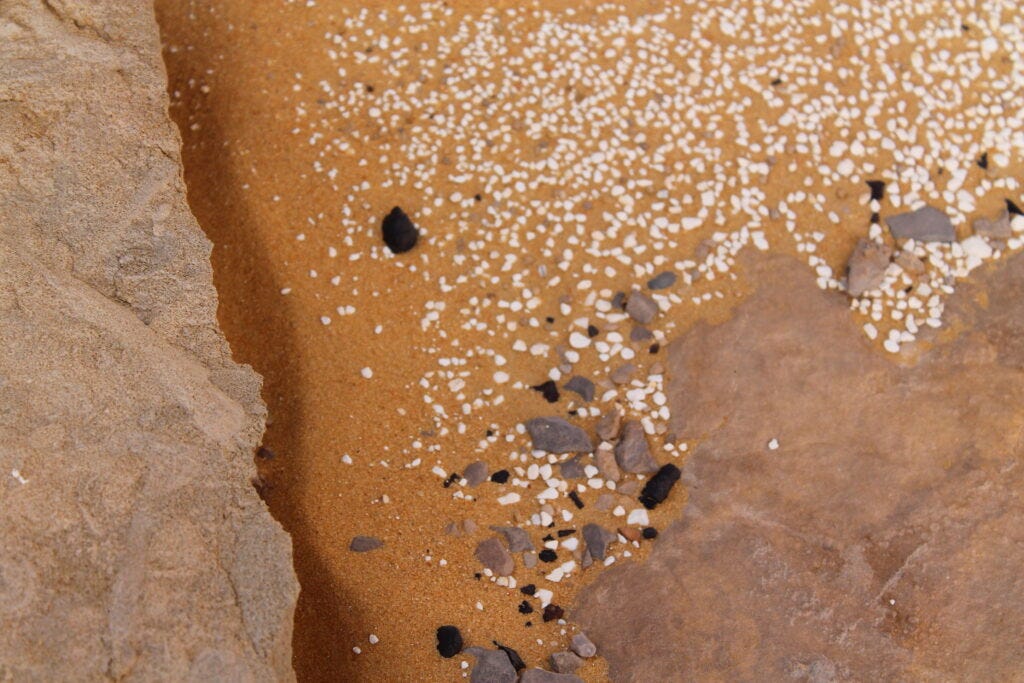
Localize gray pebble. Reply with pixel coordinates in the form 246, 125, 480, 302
886, 205, 956, 242
563, 375, 595, 402
647, 271, 677, 290
550, 651, 583, 674
625, 291, 659, 324
582, 523, 616, 561
571, 633, 597, 659
349, 536, 383, 552
523, 551, 538, 569
846, 238, 892, 297
610, 291, 626, 310
489, 526, 534, 553
630, 326, 654, 343
463, 460, 489, 487
519, 669, 584, 683
466, 648, 517, 683
614, 420, 659, 473
559, 456, 586, 480
609, 364, 636, 385
475, 537, 514, 576
526, 416, 594, 453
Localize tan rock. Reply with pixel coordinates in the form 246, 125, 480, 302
0, 1, 297, 679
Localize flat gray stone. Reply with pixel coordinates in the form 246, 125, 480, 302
614, 420, 659, 473
475, 537, 514, 576
846, 238, 892, 296
463, 460, 489, 487
647, 271, 677, 290
596, 407, 622, 442
523, 552, 538, 569
886, 205, 956, 242
630, 325, 654, 342
550, 651, 583, 674
973, 210, 1012, 239
466, 648, 517, 683
525, 417, 594, 454
582, 523, 616, 561
610, 364, 636, 384
570, 633, 598, 659
626, 291, 659, 324
349, 536, 384, 552
519, 669, 584, 683
563, 376, 595, 402
489, 526, 534, 553
559, 456, 586, 480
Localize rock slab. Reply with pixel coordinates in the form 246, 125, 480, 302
0, 1, 298, 679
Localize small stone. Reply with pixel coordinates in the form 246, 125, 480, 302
866, 179, 886, 201
594, 493, 616, 511
443, 522, 461, 536
381, 206, 419, 253
563, 376, 595, 402
520, 669, 584, 683
609, 364, 636, 385
885, 205, 956, 242
582, 523, 616, 561
531, 380, 560, 403
571, 633, 597, 659
436, 625, 463, 658
463, 461, 489, 487
525, 417, 594, 454
610, 291, 626, 310
490, 526, 534, 553
625, 291, 659, 324
475, 537, 514, 576
539, 548, 558, 563
349, 536, 383, 552
543, 604, 565, 622
647, 271, 677, 290
466, 647, 517, 683
641, 527, 658, 539
594, 445, 621, 482
523, 552, 538, 569
614, 421, 659, 473
973, 210, 1012, 239
846, 238, 892, 297
596, 408, 622, 442
639, 463, 682, 510
463, 519, 478, 534
895, 251, 926, 275
618, 526, 641, 543
550, 651, 584, 674
629, 326, 654, 343
558, 456, 586, 480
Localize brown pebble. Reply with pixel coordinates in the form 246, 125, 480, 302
618, 526, 642, 543
596, 407, 622, 442
594, 445, 621, 482
609, 363, 636, 384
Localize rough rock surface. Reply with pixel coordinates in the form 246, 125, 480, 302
0, 1, 298, 680
575, 253, 1024, 681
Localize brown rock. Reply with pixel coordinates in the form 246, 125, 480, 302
575, 253, 1024, 681
618, 527, 642, 543
0, 2, 298, 679
614, 421, 659, 473
475, 537, 514, 576
895, 250, 926, 276
594, 445, 621, 482
596, 407, 622, 442
610, 363, 637, 384
973, 209, 1012, 239
846, 238, 892, 296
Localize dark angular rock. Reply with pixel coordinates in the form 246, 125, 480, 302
563, 376, 595, 402
475, 537, 514, 576
558, 456, 586, 480
582, 523, 616, 561
493, 641, 525, 671
466, 647, 517, 683
885, 205, 955, 242
489, 526, 534, 553
639, 464, 681, 509
381, 206, 419, 253
647, 271, 677, 290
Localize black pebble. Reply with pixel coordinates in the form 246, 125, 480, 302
545, 316, 556, 324
494, 642, 526, 671
587, 324, 599, 338
639, 463, 682, 510
568, 491, 585, 509
520, 584, 536, 596
542, 534, 554, 542
542, 604, 565, 622
381, 206, 419, 254
641, 527, 659, 539
490, 470, 510, 484
1007, 199, 1024, 217
518, 600, 534, 614
531, 380, 560, 403
649, 343, 660, 354
442, 472, 460, 488
770, 77, 783, 86
870, 212, 880, 224
436, 625, 463, 658
474, 193, 483, 202
978, 152, 989, 170
538, 549, 558, 563
866, 180, 885, 201
556, 528, 575, 537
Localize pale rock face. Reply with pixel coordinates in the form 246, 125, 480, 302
0, 1, 298, 679
575, 252, 1024, 681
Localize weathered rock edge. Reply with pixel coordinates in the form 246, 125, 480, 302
0, 1, 298, 680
